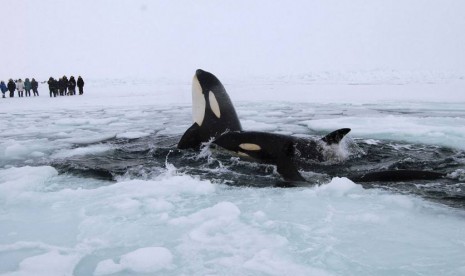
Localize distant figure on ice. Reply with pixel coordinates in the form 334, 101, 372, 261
68, 76, 76, 95
24, 78, 32, 97
7, 79, 16, 97
48, 77, 56, 97
31, 78, 39, 96
16, 79, 24, 97
59, 77, 66, 96
77, 76, 84, 95
0, 81, 7, 98
62, 75, 68, 95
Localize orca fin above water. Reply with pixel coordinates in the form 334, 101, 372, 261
178, 123, 201, 150
321, 128, 351, 145
276, 158, 306, 182
276, 141, 306, 182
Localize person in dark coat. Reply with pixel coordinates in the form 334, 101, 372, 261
47, 77, 55, 97
0, 81, 7, 98
68, 76, 77, 96
62, 75, 68, 95
58, 78, 65, 96
7, 79, 16, 97
31, 78, 39, 96
24, 78, 32, 97
53, 78, 59, 97
77, 76, 84, 95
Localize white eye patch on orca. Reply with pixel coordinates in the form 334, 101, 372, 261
239, 143, 261, 151
192, 75, 206, 126
209, 91, 221, 119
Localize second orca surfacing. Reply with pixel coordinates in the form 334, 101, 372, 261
213, 129, 351, 181
178, 69, 446, 183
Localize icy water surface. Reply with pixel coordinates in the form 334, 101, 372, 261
1, 100, 465, 275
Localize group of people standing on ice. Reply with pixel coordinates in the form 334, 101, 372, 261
0, 76, 85, 98
1, 78, 39, 98
47, 76, 84, 97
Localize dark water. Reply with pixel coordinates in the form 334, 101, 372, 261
50, 132, 465, 209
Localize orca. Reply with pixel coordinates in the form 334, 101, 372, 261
178, 69, 242, 150
178, 69, 447, 183
213, 129, 351, 181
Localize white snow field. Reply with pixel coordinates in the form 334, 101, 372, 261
0, 76, 465, 275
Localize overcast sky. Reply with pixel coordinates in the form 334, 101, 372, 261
2, 0, 465, 80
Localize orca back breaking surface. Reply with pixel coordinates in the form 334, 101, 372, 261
213, 129, 352, 181
350, 170, 446, 182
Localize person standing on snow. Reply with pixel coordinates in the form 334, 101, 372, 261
31, 78, 39, 96
77, 76, 84, 95
0, 81, 7, 98
24, 78, 32, 97
58, 77, 66, 96
47, 77, 55, 97
7, 79, 16, 97
62, 75, 68, 95
16, 79, 25, 97
68, 76, 77, 96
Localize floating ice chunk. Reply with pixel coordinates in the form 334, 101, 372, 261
0, 139, 52, 162
94, 247, 173, 275
93, 259, 121, 275
0, 166, 58, 200
51, 145, 114, 159
116, 131, 150, 139
315, 177, 363, 197
4, 143, 29, 159
11, 250, 79, 276
109, 175, 215, 197
241, 120, 277, 131
64, 134, 116, 145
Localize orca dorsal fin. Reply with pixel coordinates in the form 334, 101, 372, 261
177, 123, 201, 149
321, 128, 351, 145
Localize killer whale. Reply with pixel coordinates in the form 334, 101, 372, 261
178, 69, 446, 183
213, 129, 351, 181
177, 69, 242, 150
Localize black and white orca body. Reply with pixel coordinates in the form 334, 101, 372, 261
178, 69, 242, 150
213, 129, 351, 181
178, 70, 445, 183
